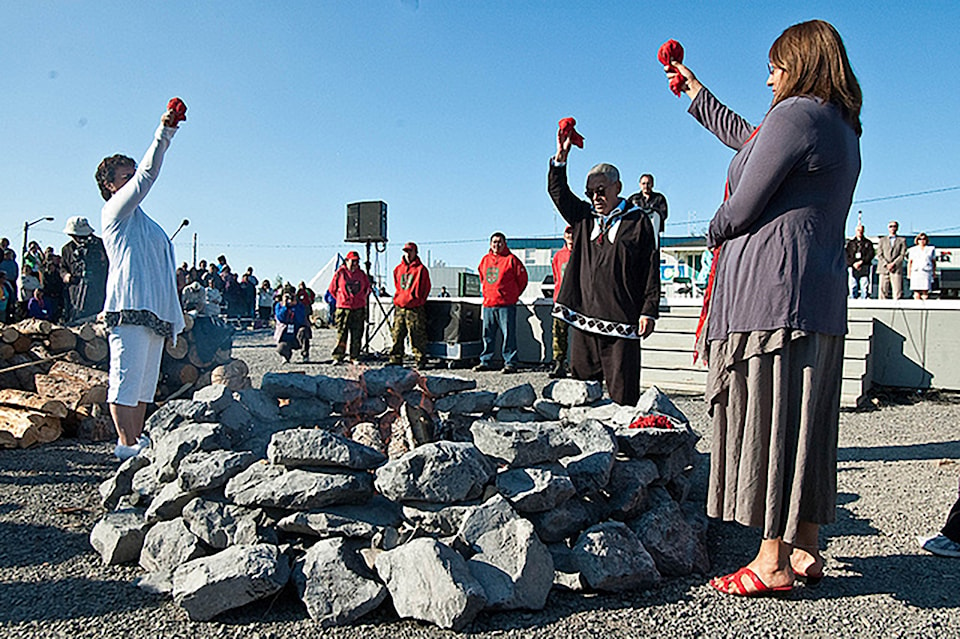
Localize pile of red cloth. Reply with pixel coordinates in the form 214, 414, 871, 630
558, 117, 584, 148
628, 414, 676, 430
658, 40, 686, 97
167, 97, 187, 124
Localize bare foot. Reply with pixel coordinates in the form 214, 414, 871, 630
790, 547, 824, 578
710, 561, 794, 596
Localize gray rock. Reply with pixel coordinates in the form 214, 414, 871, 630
357, 396, 388, 416
134, 570, 173, 596
89, 508, 150, 565
375, 538, 486, 631
423, 374, 476, 397
402, 503, 475, 537
437, 413, 480, 443
604, 458, 660, 520
278, 397, 333, 422
177, 450, 256, 492
495, 465, 576, 513
559, 400, 619, 426
547, 541, 578, 573
130, 465, 160, 507
191, 384, 236, 413
292, 537, 387, 627
526, 498, 599, 543
361, 366, 421, 396
145, 399, 218, 441
681, 501, 710, 545
267, 428, 386, 470
543, 379, 603, 406
225, 462, 374, 510
495, 408, 541, 423
572, 522, 661, 591
559, 419, 618, 496
533, 398, 563, 421
315, 375, 363, 404
614, 423, 696, 458
494, 383, 536, 409
435, 391, 497, 415
145, 481, 197, 522
237, 388, 281, 422
139, 517, 206, 574
458, 494, 521, 545
469, 419, 576, 468
635, 385, 690, 426
172, 543, 291, 621
276, 511, 379, 539
374, 441, 495, 504
318, 495, 404, 527
153, 422, 230, 483
100, 454, 151, 510
218, 402, 254, 443
553, 570, 585, 592
627, 495, 709, 577
467, 517, 553, 610
261, 372, 318, 398
404, 402, 437, 445
649, 441, 697, 484
181, 497, 274, 549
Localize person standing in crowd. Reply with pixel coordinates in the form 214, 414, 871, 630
628, 173, 669, 243
239, 273, 256, 319
548, 154, 659, 404
26, 288, 50, 320
0, 249, 20, 302
24, 241, 44, 273
60, 216, 109, 323
191, 259, 207, 283
257, 279, 274, 322
274, 290, 311, 362
222, 266, 245, 318
216, 254, 228, 273
907, 232, 936, 300
549, 226, 574, 378
40, 261, 64, 322
919, 477, 960, 557
202, 262, 224, 293
877, 220, 907, 299
0, 272, 14, 324
666, 20, 861, 596
328, 251, 371, 364
296, 281, 316, 324
474, 232, 528, 374
19, 264, 41, 309
845, 224, 875, 299
97, 98, 187, 460
439, 286, 451, 298
390, 242, 431, 368
176, 262, 189, 294
245, 267, 259, 316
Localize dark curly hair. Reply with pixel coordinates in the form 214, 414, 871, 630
95, 154, 136, 201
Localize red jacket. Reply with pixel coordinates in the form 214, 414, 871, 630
478, 249, 528, 307
551, 246, 571, 301
393, 256, 431, 309
328, 265, 371, 310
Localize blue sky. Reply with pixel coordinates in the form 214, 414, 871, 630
2, 1, 958, 287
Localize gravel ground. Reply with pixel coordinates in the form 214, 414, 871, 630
2, 327, 959, 638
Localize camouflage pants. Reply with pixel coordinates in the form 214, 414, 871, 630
552, 317, 569, 362
390, 306, 427, 363
332, 307, 366, 361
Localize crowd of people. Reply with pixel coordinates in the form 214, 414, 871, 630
846, 219, 940, 300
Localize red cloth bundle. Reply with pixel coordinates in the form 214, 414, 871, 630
558, 117, 584, 148
658, 39, 686, 97
628, 414, 676, 430
166, 97, 187, 124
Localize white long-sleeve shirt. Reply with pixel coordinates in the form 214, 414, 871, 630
101, 124, 185, 337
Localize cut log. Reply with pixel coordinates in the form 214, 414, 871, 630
0, 406, 61, 448
164, 361, 199, 386
82, 337, 109, 363
8, 354, 38, 392
182, 312, 195, 332
2, 325, 19, 344
47, 328, 78, 353
34, 374, 106, 410
29, 342, 54, 363
0, 342, 14, 360
49, 361, 109, 387
0, 389, 69, 418
164, 336, 189, 359
13, 318, 53, 336
187, 345, 213, 368
71, 323, 96, 341
74, 403, 114, 442
213, 347, 232, 365
12, 334, 32, 353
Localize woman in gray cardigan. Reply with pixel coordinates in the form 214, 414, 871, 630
666, 20, 862, 596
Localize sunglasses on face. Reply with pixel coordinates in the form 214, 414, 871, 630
585, 186, 607, 199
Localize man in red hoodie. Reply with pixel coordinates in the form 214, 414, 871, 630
328, 251, 371, 363
550, 226, 574, 378
390, 242, 431, 367
475, 232, 528, 373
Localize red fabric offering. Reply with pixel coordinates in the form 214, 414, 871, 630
658, 40, 686, 97
167, 97, 187, 124
628, 414, 675, 429
558, 117, 584, 148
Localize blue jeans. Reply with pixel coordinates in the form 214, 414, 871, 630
480, 305, 518, 367
850, 268, 871, 299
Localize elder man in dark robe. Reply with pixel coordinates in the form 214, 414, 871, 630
61, 216, 109, 323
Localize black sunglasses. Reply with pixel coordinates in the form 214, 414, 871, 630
585, 186, 607, 199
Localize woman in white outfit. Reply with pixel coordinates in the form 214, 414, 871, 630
96, 100, 187, 459
907, 233, 936, 300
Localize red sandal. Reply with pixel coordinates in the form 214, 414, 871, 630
709, 566, 794, 597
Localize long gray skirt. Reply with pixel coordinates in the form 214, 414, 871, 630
705, 329, 844, 544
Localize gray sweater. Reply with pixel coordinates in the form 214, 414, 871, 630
689, 88, 861, 341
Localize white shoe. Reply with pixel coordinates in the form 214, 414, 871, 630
919, 534, 960, 558
114, 442, 140, 461
137, 434, 151, 449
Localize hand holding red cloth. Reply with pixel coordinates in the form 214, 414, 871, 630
658, 40, 686, 97
558, 117, 584, 148
166, 97, 187, 125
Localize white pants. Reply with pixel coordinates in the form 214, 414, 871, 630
108, 324, 165, 406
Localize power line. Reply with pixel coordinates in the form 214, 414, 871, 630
852, 185, 960, 204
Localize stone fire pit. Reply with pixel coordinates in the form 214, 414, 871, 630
90, 368, 707, 631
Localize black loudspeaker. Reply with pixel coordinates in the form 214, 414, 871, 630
346, 201, 388, 243
425, 300, 482, 343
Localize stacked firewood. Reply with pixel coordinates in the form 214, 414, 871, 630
156, 314, 248, 398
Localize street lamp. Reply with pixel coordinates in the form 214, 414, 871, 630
22, 216, 55, 271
